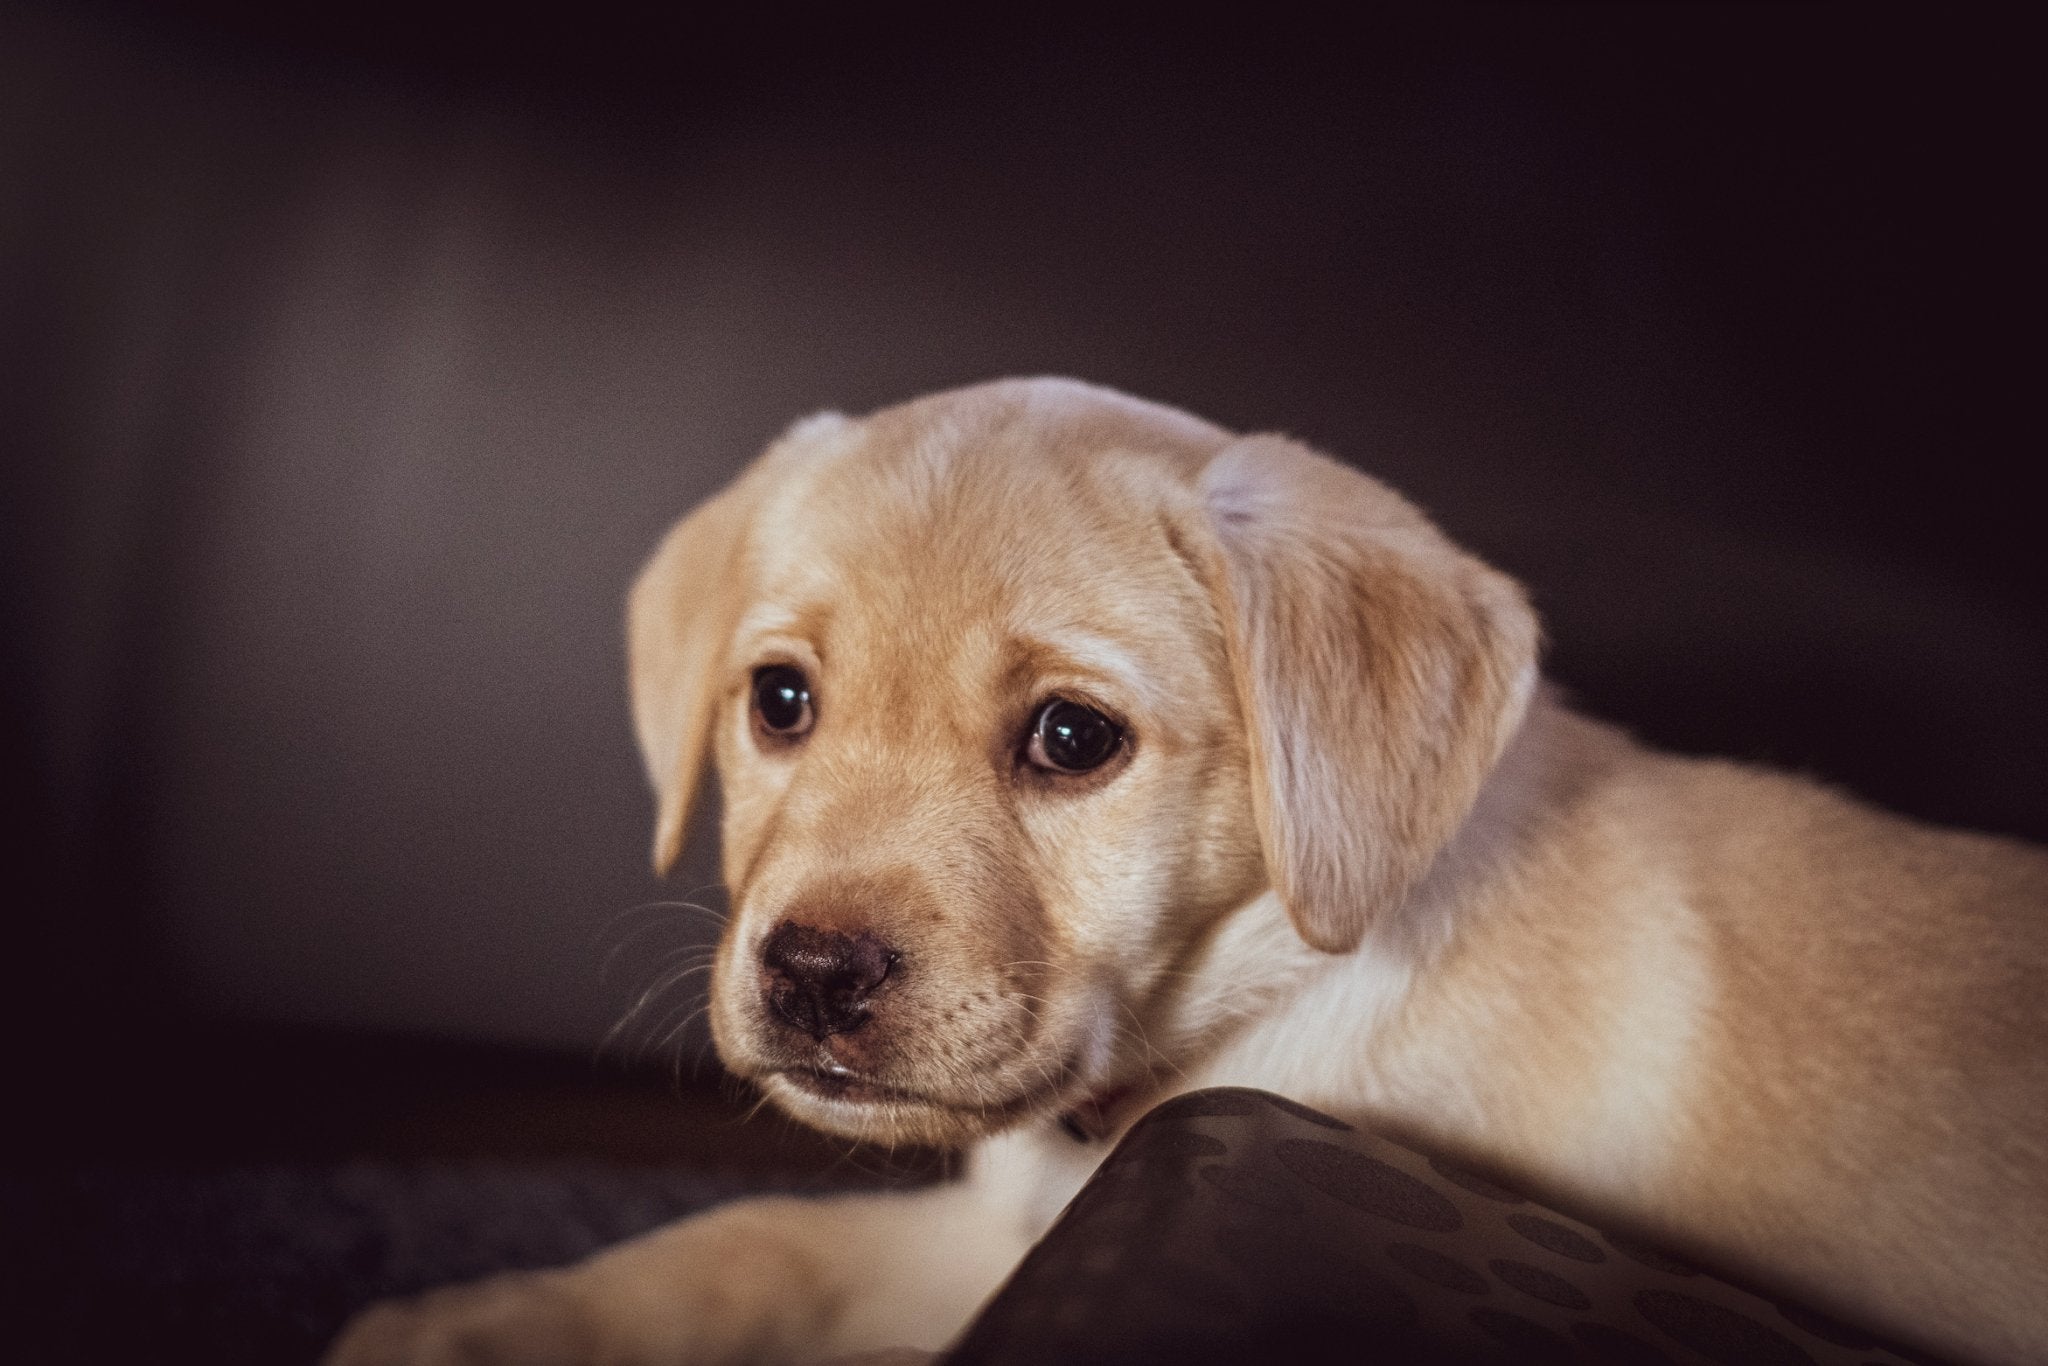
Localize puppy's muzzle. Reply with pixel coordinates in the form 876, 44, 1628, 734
760, 922, 899, 1041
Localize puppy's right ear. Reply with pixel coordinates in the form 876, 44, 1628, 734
1191, 436, 1540, 953
627, 413, 853, 875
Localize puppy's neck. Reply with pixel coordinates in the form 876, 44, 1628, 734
1379, 685, 1581, 962
1118, 689, 1581, 1105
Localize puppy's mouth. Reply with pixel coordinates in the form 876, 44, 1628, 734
775, 1065, 930, 1107
764, 1053, 1085, 1128
732, 984, 1123, 1142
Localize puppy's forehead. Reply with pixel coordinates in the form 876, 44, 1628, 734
742, 391, 1226, 687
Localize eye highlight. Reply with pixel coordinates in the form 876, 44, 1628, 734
1025, 699, 1124, 774
752, 665, 814, 739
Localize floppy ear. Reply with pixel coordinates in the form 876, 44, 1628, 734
627, 413, 853, 875
1195, 436, 1540, 953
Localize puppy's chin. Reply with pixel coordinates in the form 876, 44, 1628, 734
755, 1064, 1073, 1149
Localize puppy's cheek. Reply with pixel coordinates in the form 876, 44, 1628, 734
705, 993, 741, 1069
706, 951, 762, 1071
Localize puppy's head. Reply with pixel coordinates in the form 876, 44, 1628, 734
628, 379, 1536, 1146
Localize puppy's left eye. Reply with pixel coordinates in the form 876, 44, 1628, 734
752, 665, 814, 738
1025, 699, 1124, 774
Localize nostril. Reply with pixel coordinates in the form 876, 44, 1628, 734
840, 935, 896, 996
760, 922, 900, 1040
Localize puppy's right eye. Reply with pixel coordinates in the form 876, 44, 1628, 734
752, 665, 814, 739
1025, 698, 1124, 774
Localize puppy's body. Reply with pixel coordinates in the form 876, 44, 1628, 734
330, 379, 2048, 1366
1179, 701, 2048, 1360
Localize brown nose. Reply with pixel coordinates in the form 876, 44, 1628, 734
760, 922, 898, 1041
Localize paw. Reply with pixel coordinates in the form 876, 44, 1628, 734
323, 1272, 595, 1366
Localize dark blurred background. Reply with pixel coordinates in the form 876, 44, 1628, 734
2, 2, 2039, 1156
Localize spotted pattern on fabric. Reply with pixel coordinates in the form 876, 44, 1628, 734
1604, 1231, 1701, 1277
1251, 1091, 1355, 1130
1508, 1212, 1608, 1264
1634, 1288, 1817, 1366
1777, 1300, 1879, 1350
1470, 1305, 1576, 1359
1274, 1139, 1463, 1232
1385, 1241, 1490, 1295
1430, 1154, 1531, 1204
942, 1088, 1940, 1366
1196, 1162, 1303, 1215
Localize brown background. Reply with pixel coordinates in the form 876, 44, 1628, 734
2, 4, 2039, 1140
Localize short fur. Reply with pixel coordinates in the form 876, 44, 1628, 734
330, 379, 2048, 1366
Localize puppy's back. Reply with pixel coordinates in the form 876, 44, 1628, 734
1638, 748, 2048, 1362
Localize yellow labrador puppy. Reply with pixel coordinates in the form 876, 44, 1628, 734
331, 378, 2048, 1365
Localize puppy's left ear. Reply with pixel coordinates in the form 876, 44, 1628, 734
628, 413, 854, 876
1194, 436, 1540, 953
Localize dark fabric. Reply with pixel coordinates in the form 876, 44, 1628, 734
4, 1162, 772, 1366
3, 1089, 1953, 1365
947, 1089, 1940, 1366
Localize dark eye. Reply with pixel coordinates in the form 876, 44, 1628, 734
752, 665, 814, 738
1026, 699, 1123, 774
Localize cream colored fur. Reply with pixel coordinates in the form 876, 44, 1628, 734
329, 378, 2048, 1366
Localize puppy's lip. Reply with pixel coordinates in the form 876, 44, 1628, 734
775, 1066, 928, 1107
766, 1053, 1088, 1121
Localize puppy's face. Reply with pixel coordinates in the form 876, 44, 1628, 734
692, 394, 1263, 1148
630, 380, 1537, 1146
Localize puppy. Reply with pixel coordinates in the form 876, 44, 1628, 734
330, 378, 2048, 1365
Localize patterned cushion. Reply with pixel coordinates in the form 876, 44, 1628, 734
945, 1089, 1937, 1365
